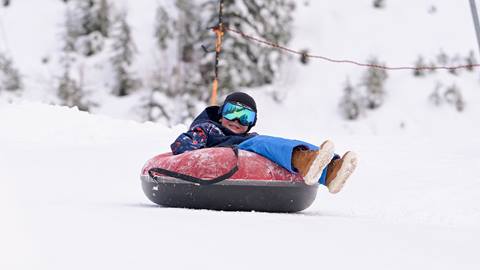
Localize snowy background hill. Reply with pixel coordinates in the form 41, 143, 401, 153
1, 0, 480, 269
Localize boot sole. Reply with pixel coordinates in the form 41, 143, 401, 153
304, 140, 335, 185
328, 151, 358, 193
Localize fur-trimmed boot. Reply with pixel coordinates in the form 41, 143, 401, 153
292, 140, 335, 185
325, 151, 358, 193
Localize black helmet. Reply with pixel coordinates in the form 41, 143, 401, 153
220, 92, 258, 131
223, 92, 257, 112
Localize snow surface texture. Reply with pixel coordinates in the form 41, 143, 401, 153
1, 0, 480, 269
1, 101, 479, 269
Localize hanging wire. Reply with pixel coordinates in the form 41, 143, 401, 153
225, 26, 480, 72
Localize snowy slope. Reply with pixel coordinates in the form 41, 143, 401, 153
1, 101, 479, 270
1, 0, 480, 269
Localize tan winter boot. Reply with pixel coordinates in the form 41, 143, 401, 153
292, 140, 335, 185
325, 151, 358, 194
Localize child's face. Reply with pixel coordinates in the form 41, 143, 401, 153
220, 117, 249, 134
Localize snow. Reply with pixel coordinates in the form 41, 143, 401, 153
2, 101, 479, 269
1, 0, 480, 269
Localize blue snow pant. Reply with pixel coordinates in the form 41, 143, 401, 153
238, 135, 331, 185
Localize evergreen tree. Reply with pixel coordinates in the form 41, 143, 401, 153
362, 58, 388, 109
339, 78, 362, 120
148, 1, 200, 123
148, 5, 171, 122
427, 59, 437, 74
0, 53, 22, 92
428, 82, 465, 112
154, 5, 173, 50
413, 56, 426, 77
373, 0, 385, 9
211, 0, 296, 90
465, 50, 477, 72
67, 0, 111, 56
149, 0, 295, 124
428, 82, 443, 106
448, 54, 461, 75
428, 5, 437, 14
57, 8, 89, 111
56, 52, 89, 111
91, 0, 110, 38
444, 84, 465, 112
57, 64, 89, 111
110, 10, 140, 97
436, 50, 449, 66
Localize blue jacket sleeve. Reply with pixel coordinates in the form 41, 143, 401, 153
170, 122, 224, 155
170, 126, 208, 155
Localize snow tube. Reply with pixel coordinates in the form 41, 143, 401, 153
140, 147, 318, 212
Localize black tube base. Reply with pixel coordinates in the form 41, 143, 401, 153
141, 177, 318, 213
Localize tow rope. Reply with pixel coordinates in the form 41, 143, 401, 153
209, 0, 225, 105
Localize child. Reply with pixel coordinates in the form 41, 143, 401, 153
171, 92, 358, 193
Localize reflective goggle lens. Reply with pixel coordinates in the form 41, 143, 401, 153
221, 102, 256, 126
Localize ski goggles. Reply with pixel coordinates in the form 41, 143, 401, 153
221, 102, 256, 126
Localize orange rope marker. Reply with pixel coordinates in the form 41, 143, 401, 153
209, 0, 225, 105
211, 78, 219, 105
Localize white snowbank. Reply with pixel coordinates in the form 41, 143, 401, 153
1, 101, 479, 270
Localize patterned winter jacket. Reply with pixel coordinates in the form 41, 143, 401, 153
170, 106, 257, 155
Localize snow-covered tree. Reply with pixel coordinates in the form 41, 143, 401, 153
427, 59, 437, 74
428, 5, 437, 14
56, 8, 89, 111
436, 50, 449, 66
110, 9, 140, 97
413, 56, 427, 77
362, 58, 388, 109
56, 51, 89, 111
373, 0, 385, 9
148, 0, 295, 124
448, 54, 462, 75
57, 64, 89, 111
444, 84, 465, 112
154, 5, 173, 51
465, 50, 477, 72
0, 53, 22, 92
66, 0, 111, 56
428, 82, 443, 106
339, 78, 362, 120
147, 1, 205, 123
213, 0, 295, 90
428, 82, 465, 112
92, 0, 110, 37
